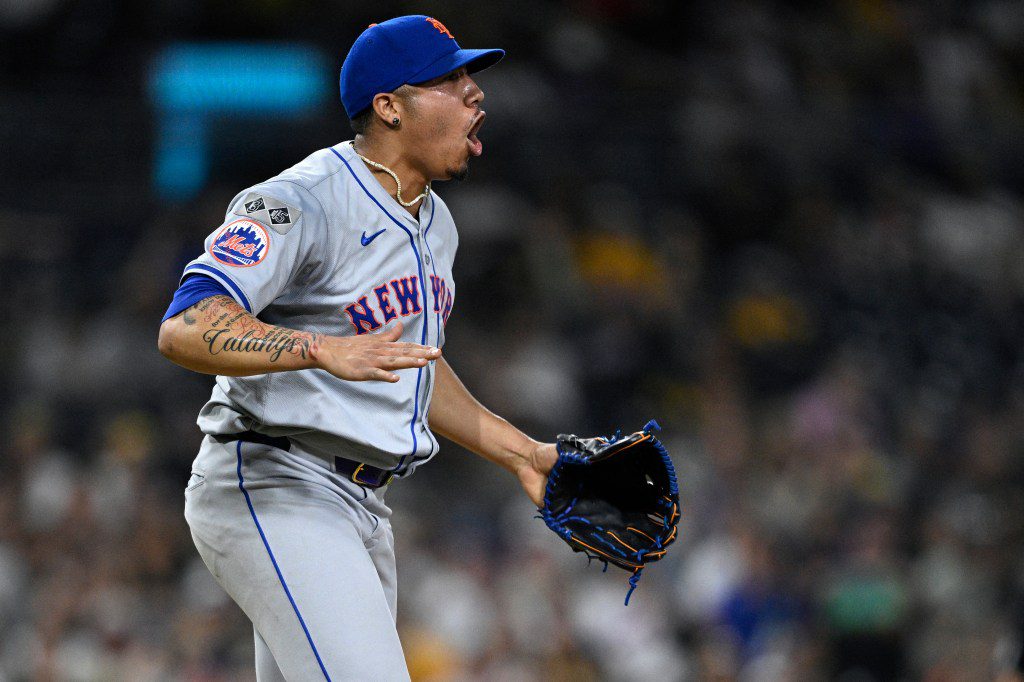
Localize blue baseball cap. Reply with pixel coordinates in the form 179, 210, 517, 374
340, 15, 504, 119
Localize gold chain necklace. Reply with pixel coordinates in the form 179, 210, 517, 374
353, 150, 430, 208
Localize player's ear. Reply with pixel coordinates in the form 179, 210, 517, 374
370, 92, 404, 130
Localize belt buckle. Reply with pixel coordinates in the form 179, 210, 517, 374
350, 463, 394, 488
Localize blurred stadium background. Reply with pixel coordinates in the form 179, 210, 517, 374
2, 0, 1024, 679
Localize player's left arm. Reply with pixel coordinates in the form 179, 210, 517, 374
430, 357, 557, 507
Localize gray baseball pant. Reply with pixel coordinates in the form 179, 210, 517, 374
184, 435, 410, 681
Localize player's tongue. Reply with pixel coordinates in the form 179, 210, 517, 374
467, 115, 484, 157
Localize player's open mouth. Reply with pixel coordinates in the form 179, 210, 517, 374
467, 112, 485, 157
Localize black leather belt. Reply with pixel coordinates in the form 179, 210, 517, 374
237, 429, 292, 452
235, 430, 394, 489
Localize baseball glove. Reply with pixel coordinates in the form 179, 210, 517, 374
539, 420, 679, 604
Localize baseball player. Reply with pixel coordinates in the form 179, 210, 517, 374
158, 16, 558, 681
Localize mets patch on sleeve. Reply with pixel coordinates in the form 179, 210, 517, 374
209, 219, 270, 267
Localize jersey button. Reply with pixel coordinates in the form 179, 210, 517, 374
424, 254, 431, 265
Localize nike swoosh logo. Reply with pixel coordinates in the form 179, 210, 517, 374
360, 228, 386, 246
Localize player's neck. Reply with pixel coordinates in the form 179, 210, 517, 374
352, 136, 428, 218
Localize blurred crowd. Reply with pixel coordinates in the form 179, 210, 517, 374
2, 0, 1024, 679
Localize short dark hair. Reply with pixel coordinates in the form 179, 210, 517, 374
349, 108, 373, 135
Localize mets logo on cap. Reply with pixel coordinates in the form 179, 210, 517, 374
210, 219, 270, 267
425, 17, 454, 39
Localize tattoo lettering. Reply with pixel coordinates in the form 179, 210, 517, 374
181, 295, 318, 365
203, 327, 316, 362
183, 295, 235, 327
223, 312, 247, 329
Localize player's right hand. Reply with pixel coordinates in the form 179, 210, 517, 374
310, 321, 441, 382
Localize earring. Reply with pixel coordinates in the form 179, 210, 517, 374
392, 117, 400, 126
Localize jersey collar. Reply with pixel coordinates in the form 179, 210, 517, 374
338, 141, 431, 227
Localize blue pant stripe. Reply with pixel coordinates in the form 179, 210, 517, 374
235, 441, 331, 681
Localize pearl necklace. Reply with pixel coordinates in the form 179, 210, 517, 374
354, 151, 430, 207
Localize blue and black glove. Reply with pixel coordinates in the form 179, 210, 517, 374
539, 420, 680, 605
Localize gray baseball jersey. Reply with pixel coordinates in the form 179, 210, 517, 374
180, 140, 457, 478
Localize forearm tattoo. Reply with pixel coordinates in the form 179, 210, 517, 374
183, 295, 320, 363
